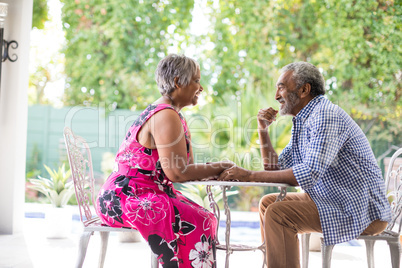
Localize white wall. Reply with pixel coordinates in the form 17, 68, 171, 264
0, 0, 33, 234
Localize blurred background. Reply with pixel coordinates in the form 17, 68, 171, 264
26, 0, 401, 211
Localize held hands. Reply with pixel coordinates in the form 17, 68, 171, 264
218, 166, 252, 182
258, 108, 278, 129
201, 161, 236, 181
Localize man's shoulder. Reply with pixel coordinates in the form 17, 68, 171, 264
311, 97, 350, 119
308, 98, 361, 137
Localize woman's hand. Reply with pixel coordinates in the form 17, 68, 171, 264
218, 166, 252, 182
257, 107, 278, 129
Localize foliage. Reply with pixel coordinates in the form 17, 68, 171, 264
58, 0, 400, 154
30, 0, 66, 106
26, 143, 42, 178
60, 0, 195, 110
28, 164, 75, 208
28, 66, 51, 105
206, 0, 401, 108
179, 183, 238, 209
32, 0, 49, 29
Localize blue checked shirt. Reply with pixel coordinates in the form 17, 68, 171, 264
278, 95, 391, 245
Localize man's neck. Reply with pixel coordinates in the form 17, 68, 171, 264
292, 95, 314, 117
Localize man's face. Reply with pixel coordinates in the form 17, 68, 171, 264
275, 71, 300, 116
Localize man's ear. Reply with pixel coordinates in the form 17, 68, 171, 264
174, 77, 180, 89
300, 83, 311, 98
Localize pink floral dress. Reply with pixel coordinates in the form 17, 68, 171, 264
96, 104, 217, 268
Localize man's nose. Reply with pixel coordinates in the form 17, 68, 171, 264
275, 88, 280, 100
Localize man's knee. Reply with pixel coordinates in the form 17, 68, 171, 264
264, 201, 285, 225
259, 193, 278, 212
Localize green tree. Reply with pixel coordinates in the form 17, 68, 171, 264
205, 0, 401, 157
32, 0, 49, 29
60, 0, 195, 110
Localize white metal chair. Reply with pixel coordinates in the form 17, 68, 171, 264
63, 126, 158, 268
301, 147, 402, 268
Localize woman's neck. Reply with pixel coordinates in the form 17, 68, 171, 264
154, 95, 181, 112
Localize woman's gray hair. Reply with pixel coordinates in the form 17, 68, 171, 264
281, 62, 325, 97
155, 54, 199, 95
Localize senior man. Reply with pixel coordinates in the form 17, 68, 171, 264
219, 62, 391, 268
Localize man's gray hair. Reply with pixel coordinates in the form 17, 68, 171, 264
155, 54, 199, 95
281, 62, 325, 97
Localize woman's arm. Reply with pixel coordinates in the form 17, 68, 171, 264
151, 109, 233, 182
218, 165, 299, 186
187, 127, 194, 165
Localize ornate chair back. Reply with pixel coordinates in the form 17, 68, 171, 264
63, 126, 97, 227
384, 147, 402, 235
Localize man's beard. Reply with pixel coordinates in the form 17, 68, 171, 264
279, 91, 300, 116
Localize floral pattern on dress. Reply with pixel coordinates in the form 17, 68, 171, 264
132, 104, 158, 127
148, 233, 179, 268
147, 205, 198, 268
115, 175, 135, 196
98, 190, 124, 224
180, 198, 215, 232
172, 206, 196, 246
189, 234, 215, 268
125, 187, 168, 226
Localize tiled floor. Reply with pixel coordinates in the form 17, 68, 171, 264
0, 204, 398, 268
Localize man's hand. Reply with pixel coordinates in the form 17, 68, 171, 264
258, 108, 278, 129
218, 166, 252, 182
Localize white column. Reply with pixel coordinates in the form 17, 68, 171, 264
0, 0, 33, 234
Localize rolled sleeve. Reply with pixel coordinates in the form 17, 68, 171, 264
292, 163, 314, 189
278, 143, 293, 169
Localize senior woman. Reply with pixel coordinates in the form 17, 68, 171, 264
96, 54, 233, 268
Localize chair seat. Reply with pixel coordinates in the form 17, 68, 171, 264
83, 217, 139, 233
216, 243, 265, 252
358, 230, 400, 242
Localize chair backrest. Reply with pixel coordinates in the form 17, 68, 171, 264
384, 147, 402, 234
63, 126, 97, 227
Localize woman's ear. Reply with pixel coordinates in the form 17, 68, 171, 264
174, 77, 180, 89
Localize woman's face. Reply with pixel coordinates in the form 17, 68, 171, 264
176, 68, 203, 107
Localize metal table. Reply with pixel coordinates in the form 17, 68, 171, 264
183, 180, 291, 268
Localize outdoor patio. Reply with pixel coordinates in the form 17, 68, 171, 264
0, 203, 396, 268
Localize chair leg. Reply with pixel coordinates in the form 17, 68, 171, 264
364, 240, 376, 268
76, 231, 93, 268
387, 240, 401, 268
151, 252, 159, 268
98, 231, 110, 268
301, 233, 311, 268
320, 238, 334, 268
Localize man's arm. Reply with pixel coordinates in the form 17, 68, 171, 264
257, 108, 280, 170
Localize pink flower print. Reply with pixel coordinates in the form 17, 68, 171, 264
122, 150, 134, 161
178, 196, 217, 232
197, 208, 214, 232
125, 188, 168, 226
189, 234, 214, 268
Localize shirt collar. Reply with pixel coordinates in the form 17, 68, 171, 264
293, 95, 325, 123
